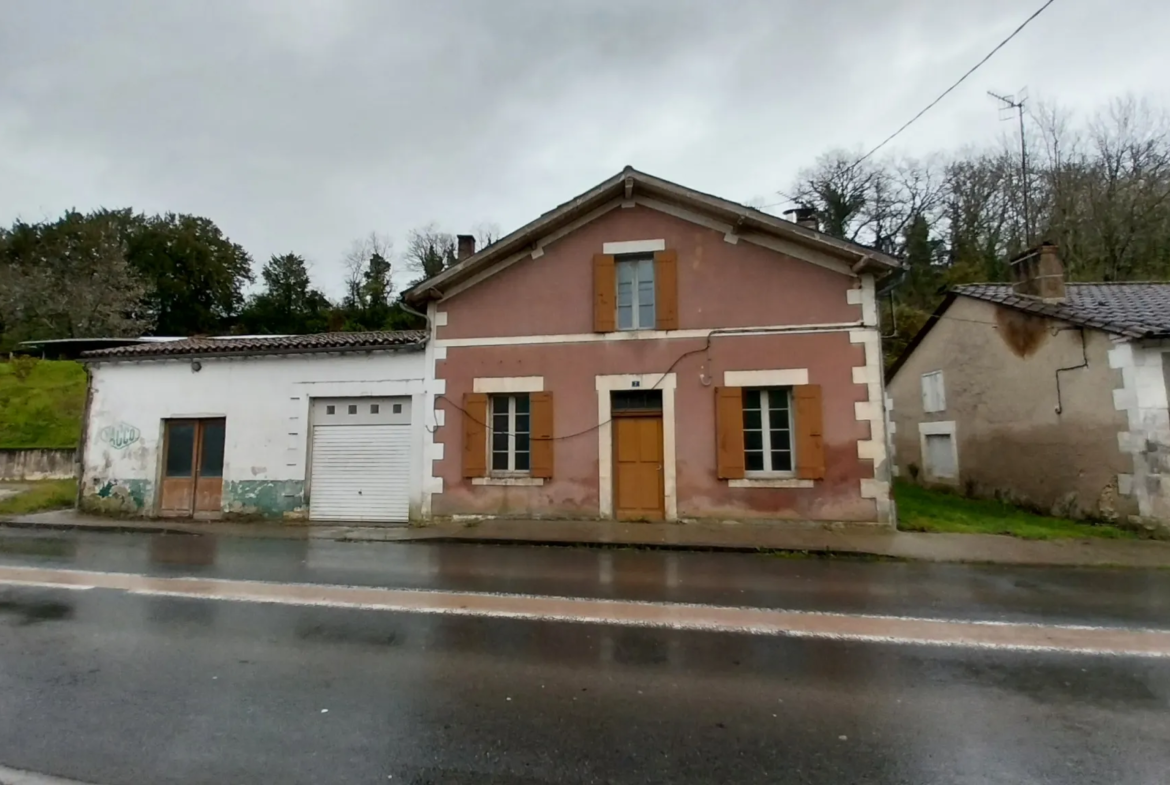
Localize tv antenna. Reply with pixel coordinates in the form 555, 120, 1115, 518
989, 88, 1032, 243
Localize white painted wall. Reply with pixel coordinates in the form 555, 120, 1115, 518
83, 348, 429, 517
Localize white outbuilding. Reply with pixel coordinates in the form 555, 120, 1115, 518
79, 331, 430, 522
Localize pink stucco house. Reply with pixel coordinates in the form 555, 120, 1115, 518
405, 167, 899, 526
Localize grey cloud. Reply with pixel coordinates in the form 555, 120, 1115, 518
2, 0, 1168, 296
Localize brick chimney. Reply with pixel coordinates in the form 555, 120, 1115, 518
456, 234, 476, 261
1010, 242, 1066, 301
783, 206, 819, 232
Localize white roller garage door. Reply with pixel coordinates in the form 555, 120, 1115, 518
309, 397, 412, 522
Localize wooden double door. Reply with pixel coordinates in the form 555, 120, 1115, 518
159, 418, 226, 517
613, 413, 665, 521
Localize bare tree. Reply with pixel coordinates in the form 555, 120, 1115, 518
342, 232, 394, 307
474, 221, 502, 250
405, 223, 456, 279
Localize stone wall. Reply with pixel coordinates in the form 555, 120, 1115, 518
0, 449, 77, 481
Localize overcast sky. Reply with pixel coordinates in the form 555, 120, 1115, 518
3, 0, 1168, 296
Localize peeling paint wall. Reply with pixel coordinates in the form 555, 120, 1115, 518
81, 351, 427, 518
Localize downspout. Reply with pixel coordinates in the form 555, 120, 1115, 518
1054, 327, 1089, 415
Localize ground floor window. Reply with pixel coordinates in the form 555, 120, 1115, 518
490, 393, 530, 473
743, 388, 793, 473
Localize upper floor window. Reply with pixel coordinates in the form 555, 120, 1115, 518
743, 388, 794, 473
616, 255, 655, 330
490, 393, 530, 473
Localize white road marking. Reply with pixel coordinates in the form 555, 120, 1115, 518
0, 763, 99, 785
1, 564, 1169, 657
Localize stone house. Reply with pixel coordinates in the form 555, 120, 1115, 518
888, 242, 1170, 530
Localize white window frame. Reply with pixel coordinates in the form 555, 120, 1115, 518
489, 393, 531, 476
921, 370, 946, 414
743, 387, 796, 476
615, 254, 656, 331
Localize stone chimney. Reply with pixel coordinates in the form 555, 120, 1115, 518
1010, 242, 1066, 301
783, 206, 819, 232
456, 234, 476, 261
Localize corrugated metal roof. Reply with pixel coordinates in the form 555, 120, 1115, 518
953, 283, 1170, 338
82, 330, 427, 360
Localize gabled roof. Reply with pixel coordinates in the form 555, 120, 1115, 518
82, 330, 426, 361
404, 166, 900, 303
887, 281, 1170, 380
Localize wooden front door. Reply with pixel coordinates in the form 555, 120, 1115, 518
160, 419, 226, 518
613, 415, 665, 521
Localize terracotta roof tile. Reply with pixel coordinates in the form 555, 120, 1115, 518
82, 330, 426, 360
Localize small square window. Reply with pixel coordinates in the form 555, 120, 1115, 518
325, 405, 335, 415
370, 404, 380, 414
348, 404, 357, 415
393, 403, 402, 414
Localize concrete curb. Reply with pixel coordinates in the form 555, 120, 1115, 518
3, 512, 1170, 568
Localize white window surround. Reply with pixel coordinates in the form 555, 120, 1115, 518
723, 368, 809, 387
472, 377, 547, 486
602, 239, 665, 255
472, 476, 544, 487
473, 376, 544, 394
596, 373, 677, 521
729, 478, 814, 489
918, 420, 958, 484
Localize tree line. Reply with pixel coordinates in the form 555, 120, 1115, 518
784, 95, 1170, 365
0, 208, 498, 349
4, 95, 1167, 359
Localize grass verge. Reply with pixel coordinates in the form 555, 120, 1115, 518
0, 479, 78, 516
895, 481, 1137, 540
0, 360, 87, 449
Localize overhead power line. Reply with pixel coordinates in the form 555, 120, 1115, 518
757, 0, 1057, 213
852, 0, 1058, 167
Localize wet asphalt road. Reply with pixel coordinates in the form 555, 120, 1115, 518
0, 529, 1169, 784
0, 528, 1167, 628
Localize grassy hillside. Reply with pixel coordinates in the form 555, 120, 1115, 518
0, 360, 87, 449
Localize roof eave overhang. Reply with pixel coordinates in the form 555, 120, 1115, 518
82, 340, 427, 364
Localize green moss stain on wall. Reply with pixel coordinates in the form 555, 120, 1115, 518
82, 478, 152, 515
224, 480, 306, 518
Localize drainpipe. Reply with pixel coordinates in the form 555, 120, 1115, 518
1054, 328, 1089, 415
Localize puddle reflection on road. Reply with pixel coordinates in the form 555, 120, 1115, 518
0, 592, 75, 625
149, 533, 218, 568
0, 535, 76, 560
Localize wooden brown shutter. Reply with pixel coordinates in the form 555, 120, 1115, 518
593, 253, 616, 332
462, 392, 488, 478
530, 391, 554, 479
654, 249, 679, 331
715, 387, 746, 479
794, 384, 825, 480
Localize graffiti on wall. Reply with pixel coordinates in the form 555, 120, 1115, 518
99, 422, 141, 450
